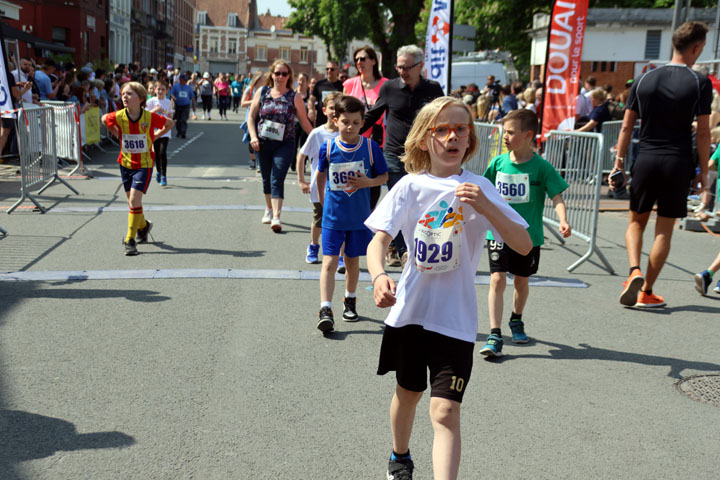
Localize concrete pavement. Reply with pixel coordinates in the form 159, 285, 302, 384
1, 110, 719, 479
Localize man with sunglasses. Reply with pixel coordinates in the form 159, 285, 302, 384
361, 44, 444, 267
308, 61, 344, 127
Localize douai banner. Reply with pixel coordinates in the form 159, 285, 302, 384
540, 0, 589, 138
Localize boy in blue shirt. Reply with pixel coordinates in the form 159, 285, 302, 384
316, 96, 389, 332
481, 109, 571, 357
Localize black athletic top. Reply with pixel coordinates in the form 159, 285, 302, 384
361, 77, 444, 172
311, 79, 343, 126
627, 64, 712, 156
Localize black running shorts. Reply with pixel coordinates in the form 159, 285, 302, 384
630, 153, 694, 218
487, 240, 541, 277
377, 324, 474, 403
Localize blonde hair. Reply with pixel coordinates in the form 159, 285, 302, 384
475, 95, 489, 121
590, 89, 607, 101
401, 96, 478, 174
121, 81, 147, 108
711, 125, 720, 144
323, 90, 342, 107
266, 59, 294, 89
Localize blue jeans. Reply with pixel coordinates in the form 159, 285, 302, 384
258, 138, 295, 198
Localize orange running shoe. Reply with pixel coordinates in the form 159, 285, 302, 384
635, 291, 666, 308
619, 270, 644, 306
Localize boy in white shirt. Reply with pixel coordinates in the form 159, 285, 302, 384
146, 82, 174, 186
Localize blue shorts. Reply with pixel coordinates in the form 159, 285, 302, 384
120, 166, 153, 194
322, 228, 372, 258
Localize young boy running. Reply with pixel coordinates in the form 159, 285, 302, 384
297, 91, 341, 264
315, 95, 388, 332
366, 97, 531, 480
480, 109, 571, 357
146, 82, 174, 186
102, 82, 174, 256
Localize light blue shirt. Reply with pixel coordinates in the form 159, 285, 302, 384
34, 70, 53, 99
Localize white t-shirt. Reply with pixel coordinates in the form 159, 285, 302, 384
146, 97, 174, 139
299, 125, 339, 203
12, 69, 33, 104
365, 170, 528, 343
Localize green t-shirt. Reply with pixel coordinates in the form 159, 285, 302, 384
483, 152, 569, 246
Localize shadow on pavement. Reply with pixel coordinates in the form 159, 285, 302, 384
148, 241, 265, 257
478, 337, 720, 378
0, 409, 134, 478
3, 283, 171, 303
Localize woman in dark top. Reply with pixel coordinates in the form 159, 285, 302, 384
248, 59, 313, 232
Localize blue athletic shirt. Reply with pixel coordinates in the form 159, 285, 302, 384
170, 83, 195, 107
231, 81, 243, 97
318, 136, 388, 231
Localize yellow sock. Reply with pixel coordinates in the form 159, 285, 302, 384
139, 213, 147, 230
126, 207, 143, 242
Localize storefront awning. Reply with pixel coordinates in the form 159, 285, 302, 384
1, 22, 75, 53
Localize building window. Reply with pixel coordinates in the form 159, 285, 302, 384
591, 61, 598, 72
197, 11, 207, 25
645, 30, 661, 59
210, 38, 218, 53
279, 47, 290, 61
300, 47, 308, 64
256, 45, 267, 61
227, 13, 238, 27
52, 27, 67, 45
228, 39, 237, 55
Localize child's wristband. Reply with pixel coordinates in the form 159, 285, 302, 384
372, 272, 389, 286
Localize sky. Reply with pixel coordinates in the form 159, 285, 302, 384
257, 0, 293, 17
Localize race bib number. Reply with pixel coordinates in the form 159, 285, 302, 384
495, 172, 530, 204
178, 91, 188, 98
413, 198, 464, 274
259, 120, 285, 140
122, 134, 149, 154
329, 160, 365, 193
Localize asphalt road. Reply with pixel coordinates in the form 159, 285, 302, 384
1, 109, 719, 479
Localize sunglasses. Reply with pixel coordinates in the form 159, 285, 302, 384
355, 56, 368, 63
395, 61, 422, 72
326, 67, 337, 72
427, 124, 472, 140
273, 71, 289, 77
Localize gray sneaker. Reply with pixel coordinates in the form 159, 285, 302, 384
136, 220, 153, 244
123, 238, 138, 256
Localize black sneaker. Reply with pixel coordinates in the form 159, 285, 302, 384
317, 307, 334, 333
123, 238, 138, 256
342, 297, 358, 321
387, 456, 414, 480
136, 220, 153, 244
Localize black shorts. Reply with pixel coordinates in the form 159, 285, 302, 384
630, 153, 693, 218
312, 202, 322, 228
487, 240, 540, 277
1, 117, 14, 128
377, 324, 474, 403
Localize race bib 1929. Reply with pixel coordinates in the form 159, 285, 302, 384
122, 134, 149, 154
413, 198, 464, 274
495, 171, 530, 204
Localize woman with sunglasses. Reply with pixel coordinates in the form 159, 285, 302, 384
248, 59, 314, 232
343, 45, 389, 209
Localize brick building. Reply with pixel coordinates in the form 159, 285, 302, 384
131, 0, 175, 68
529, 8, 719, 95
173, 0, 196, 71
4, 0, 108, 64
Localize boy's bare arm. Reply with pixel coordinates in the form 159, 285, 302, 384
551, 193, 571, 238
297, 152, 310, 193
455, 182, 532, 255
316, 171, 327, 205
346, 171, 388, 189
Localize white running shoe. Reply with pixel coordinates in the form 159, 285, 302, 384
271, 218, 282, 233
261, 209, 272, 224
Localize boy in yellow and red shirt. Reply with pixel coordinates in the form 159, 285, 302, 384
103, 81, 174, 255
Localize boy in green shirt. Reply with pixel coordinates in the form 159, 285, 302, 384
480, 109, 571, 357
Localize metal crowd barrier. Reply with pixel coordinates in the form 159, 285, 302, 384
42, 101, 92, 177
464, 122, 504, 175
0, 223, 6, 235
7, 107, 79, 214
599, 120, 640, 174
542, 130, 614, 274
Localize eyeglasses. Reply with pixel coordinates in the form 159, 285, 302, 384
395, 61, 422, 72
326, 67, 337, 72
355, 56, 367, 63
273, 71, 289, 77
427, 124, 472, 140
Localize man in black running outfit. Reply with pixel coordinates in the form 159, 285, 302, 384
612, 21, 712, 308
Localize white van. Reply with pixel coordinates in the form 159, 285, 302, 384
451, 61, 510, 91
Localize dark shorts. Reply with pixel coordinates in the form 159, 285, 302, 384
630, 153, 693, 218
487, 240, 540, 277
378, 325, 474, 403
322, 227, 372, 257
312, 202, 322, 228
120, 165, 153, 194
1, 117, 14, 129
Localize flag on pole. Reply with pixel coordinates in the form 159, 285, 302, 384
540, 0, 589, 138
424, 0, 452, 94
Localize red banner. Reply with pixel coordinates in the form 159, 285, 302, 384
540, 0, 589, 138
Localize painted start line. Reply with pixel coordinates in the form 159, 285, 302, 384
0, 268, 587, 288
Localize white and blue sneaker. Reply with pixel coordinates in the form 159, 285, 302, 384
306, 244, 320, 264
480, 334, 503, 357
337, 257, 346, 274
695, 270, 712, 296
714, 280, 720, 294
